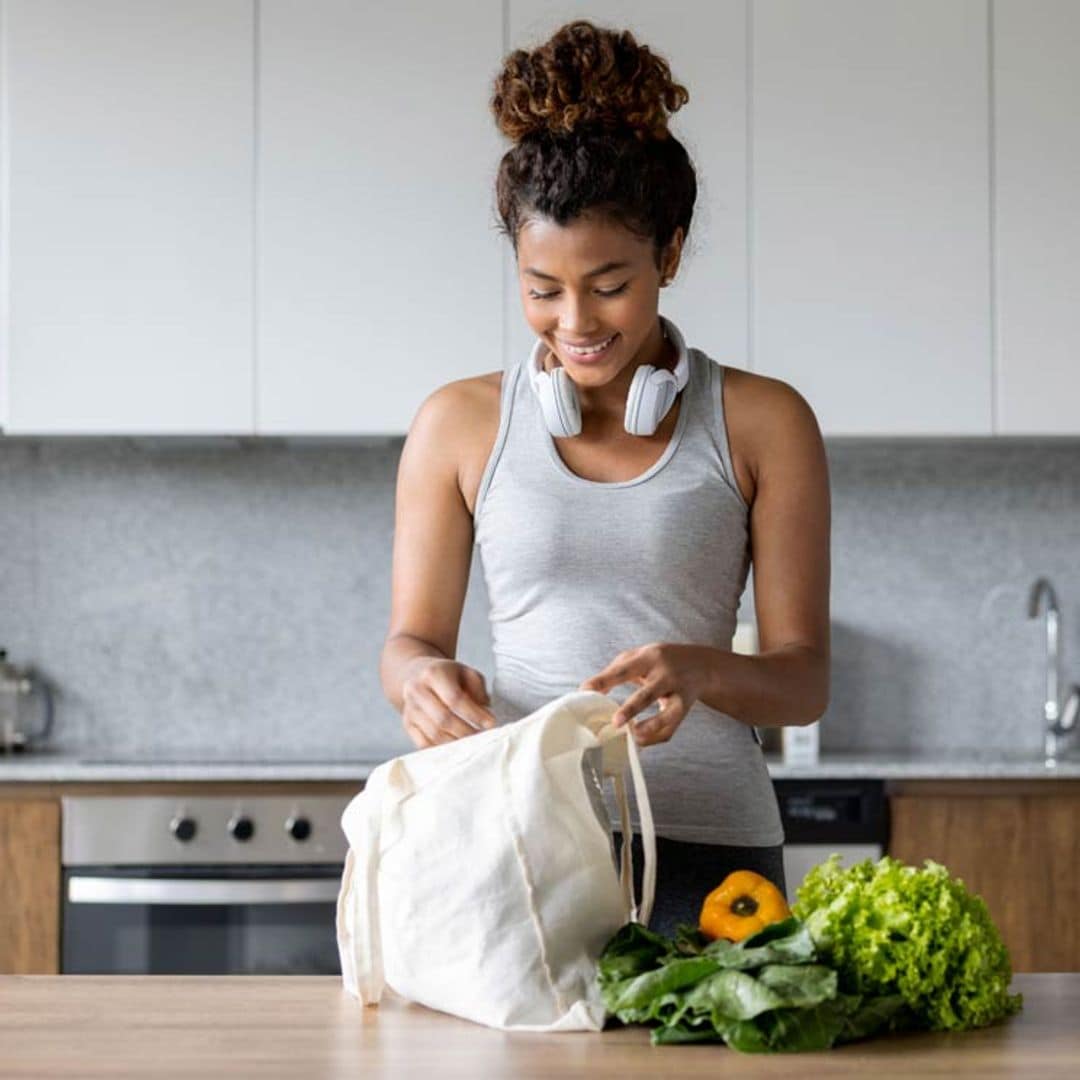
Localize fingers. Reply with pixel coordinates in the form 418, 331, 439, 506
402, 659, 498, 748
402, 697, 443, 747
581, 651, 643, 693
403, 718, 434, 750
459, 665, 491, 706
627, 695, 685, 747
612, 678, 666, 727
426, 673, 495, 732
414, 685, 480, 740
445, 668, 498, 730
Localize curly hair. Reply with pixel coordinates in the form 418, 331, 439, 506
490, 20, 697, 271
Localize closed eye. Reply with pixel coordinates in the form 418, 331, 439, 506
528, 283, 630, 301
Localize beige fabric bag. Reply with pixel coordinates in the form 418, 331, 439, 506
335, 689, 656, 1031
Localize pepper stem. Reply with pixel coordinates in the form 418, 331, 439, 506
730, 895, 759, 917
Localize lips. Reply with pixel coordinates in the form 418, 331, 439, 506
558, 333, 618, 358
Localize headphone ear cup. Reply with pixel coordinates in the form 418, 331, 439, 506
624, 365, 655, 436
625, 366, 678, 437
536, 364, 582, 437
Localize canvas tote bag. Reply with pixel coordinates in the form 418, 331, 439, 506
335, 689, 656, 1032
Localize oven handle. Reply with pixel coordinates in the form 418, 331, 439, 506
67, 876, 342, 905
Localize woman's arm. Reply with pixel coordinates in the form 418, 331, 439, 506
698, 375, 831, 726
380, 381, 497, 744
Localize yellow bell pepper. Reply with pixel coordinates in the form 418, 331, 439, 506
699, 869, 790, 942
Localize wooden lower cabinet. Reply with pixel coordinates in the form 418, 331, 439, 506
888, 782, 1080, 973
0, 780, 357, 975
2, 780, 1076, 974
0, 798, 60, 973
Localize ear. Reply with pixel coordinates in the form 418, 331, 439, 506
662, 226, 685, 281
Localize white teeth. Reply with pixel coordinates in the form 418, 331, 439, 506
563, 334, 615, 355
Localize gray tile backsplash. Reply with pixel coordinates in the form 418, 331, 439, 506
1, 436, 1077, 760
819, 439, 1079, 754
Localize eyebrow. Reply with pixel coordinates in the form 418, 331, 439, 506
523, 261, 631, 282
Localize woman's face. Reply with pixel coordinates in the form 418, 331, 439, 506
515, 213, 682, 389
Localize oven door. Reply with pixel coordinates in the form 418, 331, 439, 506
62, 864, 343, 974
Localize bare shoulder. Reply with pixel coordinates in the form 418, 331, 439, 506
408, 371, 504, 516
721, 366, 826, 503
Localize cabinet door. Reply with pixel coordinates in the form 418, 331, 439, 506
994, 1, 1080, 434
257, 1, 504, 435
505, 1, 750, 375
0, 799, 60, 974
1, 1, 254, 435
752, 0, 993, 435
889, 791, 1080, 972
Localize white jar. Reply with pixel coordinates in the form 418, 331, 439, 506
782, 721, 820, 766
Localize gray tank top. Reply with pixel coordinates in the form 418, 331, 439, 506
472, 341, 784, 847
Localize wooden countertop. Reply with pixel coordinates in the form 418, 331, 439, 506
0, 974, 1074, 1078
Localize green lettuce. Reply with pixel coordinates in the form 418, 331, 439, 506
792, 854, 1023, 1031
597, 917, 907, 1052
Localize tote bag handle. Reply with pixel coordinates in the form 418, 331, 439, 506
338, 759, 414, 1004
597, 723, 656, 927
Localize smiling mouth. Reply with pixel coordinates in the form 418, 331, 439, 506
558, 333, 618, 357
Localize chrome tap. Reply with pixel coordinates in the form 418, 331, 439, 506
1027, 577, 1080, 765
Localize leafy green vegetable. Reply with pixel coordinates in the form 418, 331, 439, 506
698, 918, 817, 968
606, 957, 721, 1020
793, 854, 1023, 1032
598, 916, 905, 1052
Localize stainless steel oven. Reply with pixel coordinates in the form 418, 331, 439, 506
61, 795, 351, 974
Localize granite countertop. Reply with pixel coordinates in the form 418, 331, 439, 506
1, 746, 1079, 782
0, 748, 384, 783
762, 749, 1080, 780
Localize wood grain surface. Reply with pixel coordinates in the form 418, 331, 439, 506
0, 974, 1073, 1079
0, 799, 59, 973
889, 792, 1080, 971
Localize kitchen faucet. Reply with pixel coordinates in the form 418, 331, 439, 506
1027, 577, 1080, 765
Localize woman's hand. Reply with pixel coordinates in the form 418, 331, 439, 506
578, 643, 714, 747
401, 658, 497, 749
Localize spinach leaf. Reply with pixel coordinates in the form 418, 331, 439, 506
756, 963, 838, 1007
755, 999, 849, 1052
596, 917, 911, 1053
609, 959, 717, 1015
836, 993, 910, 1043
702, 919, 817, 968
596, 921, 671, 986
685, 969, 788, 1021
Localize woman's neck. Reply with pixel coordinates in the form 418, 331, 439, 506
546, 319, 674, 423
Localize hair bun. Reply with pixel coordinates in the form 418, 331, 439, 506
491, 20, 689, 143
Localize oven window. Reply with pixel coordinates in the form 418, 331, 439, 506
62, 865, 343, 975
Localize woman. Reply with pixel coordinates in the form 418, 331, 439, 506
380, 20, 830, 935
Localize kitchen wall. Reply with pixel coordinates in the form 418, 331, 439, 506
1, 434, 1076, 759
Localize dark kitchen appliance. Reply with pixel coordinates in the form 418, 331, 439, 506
61, 794, 353, 974
773, 779, 889, 900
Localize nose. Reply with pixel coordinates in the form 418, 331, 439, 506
555, 292, 601, 337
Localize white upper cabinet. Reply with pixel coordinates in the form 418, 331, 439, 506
993, 0, 1080, 435
1, 0, 254, 435
256, 1, 504, 435
3, 2, 1074, 437
751, 0, 993, 436
504, 1, 750, 375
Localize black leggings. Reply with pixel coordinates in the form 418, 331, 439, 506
612, 832, 787, 940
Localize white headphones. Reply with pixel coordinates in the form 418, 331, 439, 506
528, 315, 690, 437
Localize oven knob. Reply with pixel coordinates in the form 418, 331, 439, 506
229, 815, 255, 842
170, 816, 197, 843
286, 816, 312, 842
